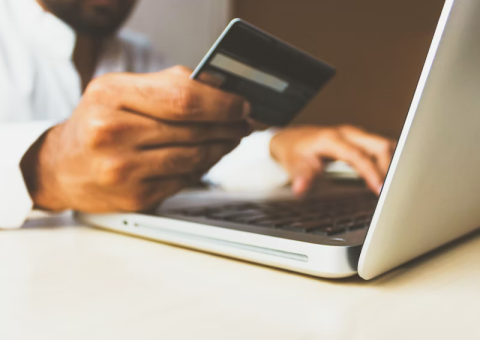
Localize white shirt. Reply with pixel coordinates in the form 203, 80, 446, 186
0, 0, 289, 229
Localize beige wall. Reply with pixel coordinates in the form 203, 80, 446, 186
126, 0, 232, 68
234, 0, 445, 138
126, 0, 447, 138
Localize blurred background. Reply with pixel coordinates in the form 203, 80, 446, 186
127, 0, 445, 139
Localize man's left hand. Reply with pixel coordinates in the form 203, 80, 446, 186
270, 125, 396, 196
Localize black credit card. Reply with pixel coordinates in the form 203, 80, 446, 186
191, 19, 336, 126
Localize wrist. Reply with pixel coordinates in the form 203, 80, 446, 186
20, 126, 68, 212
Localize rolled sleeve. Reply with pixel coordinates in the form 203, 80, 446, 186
0, 122, 54, 229
203, 129, 290, 192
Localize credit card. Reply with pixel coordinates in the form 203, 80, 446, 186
191, 19, 336, 126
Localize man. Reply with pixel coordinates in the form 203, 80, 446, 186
0, 0, 395, 229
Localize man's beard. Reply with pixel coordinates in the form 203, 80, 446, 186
40, 0, 137, 38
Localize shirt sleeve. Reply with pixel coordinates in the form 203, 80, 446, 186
203, 129, 290, 192
0, 122, 54, 229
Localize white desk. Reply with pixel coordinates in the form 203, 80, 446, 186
1, 212, 479, 340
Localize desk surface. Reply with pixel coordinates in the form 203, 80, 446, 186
1, 212, 480, 340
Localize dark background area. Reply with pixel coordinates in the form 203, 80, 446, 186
234, 0, 445, 138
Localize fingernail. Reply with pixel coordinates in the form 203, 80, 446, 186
293, 178, 307, 196
293, 178, 303, 193
242, 101, 251, 118
376, 184, 383, 195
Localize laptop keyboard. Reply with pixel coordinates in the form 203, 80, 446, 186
166, 193, 378, 237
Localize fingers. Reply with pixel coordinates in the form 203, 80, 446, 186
320, 135, 384, 194
108, 111, 250, 148
87, 66, 250, 123
270, 126, 394, 195
139, 121, 250, 149
338, 125, 395, 177
287, 156, 323, 196
132, 142, 238, 179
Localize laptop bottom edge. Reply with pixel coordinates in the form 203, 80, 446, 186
76, 212, 362, 279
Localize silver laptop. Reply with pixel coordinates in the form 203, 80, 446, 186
78, 0, 480, 280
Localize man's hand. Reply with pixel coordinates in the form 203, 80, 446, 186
21, 66, 251, 213
270, 125, 396, 196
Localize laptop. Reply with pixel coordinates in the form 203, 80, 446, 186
77, 0, 480, 280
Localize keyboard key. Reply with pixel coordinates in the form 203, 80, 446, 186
334, 216, 355, 224
282, 219, 333, 232
255, 219, 293, 228
207, 211, 244, 220
348, 223, 369, 231
302, 213, 332, 222
313, 225, 348, 236
182, 208, 209, 217
228, 213, 271, 223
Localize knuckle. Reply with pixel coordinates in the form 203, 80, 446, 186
85, 116, 121, 149
345, 149, 365, 165
338, 124, 359, 135
169, 65, 192, 76
85, 119, 111, 149
97, 156, 131, 187
84, 74, 118, 103
318, 128, 339, 141
84, 78, 104, 97
352, 150, 366, 162
169, 87, 201, 118
379, 140, 393, 154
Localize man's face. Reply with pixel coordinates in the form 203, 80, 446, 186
39, 0, 137, 37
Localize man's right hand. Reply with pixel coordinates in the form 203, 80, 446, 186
21, 66, 251, 213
